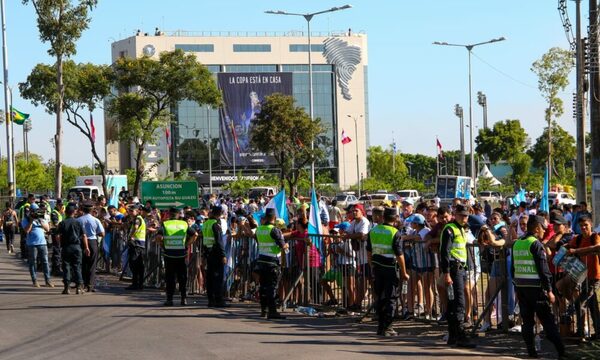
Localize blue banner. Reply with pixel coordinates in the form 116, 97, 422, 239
218, 72, 293, 167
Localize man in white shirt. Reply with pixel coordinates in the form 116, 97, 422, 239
344, 203, 371, 312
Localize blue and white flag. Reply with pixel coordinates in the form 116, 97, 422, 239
308, 188, 323, 250
254, 189, 288, 225
540, 167, 549, 213
515, 188, 527, 204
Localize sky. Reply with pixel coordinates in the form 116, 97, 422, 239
4, 0, 585, 167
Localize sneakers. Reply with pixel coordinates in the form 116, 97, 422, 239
164, 299, 174, 306
32, 281, 40, 288
62, 287, 70, 295
45, 281, 55, 288
383, 328, 398, 337
260, 309, 267, 318
76, 286, 84, 295
478, 321, 491, 332
180, 298, 187, 306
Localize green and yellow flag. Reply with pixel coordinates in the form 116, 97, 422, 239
10, 106, 29, 125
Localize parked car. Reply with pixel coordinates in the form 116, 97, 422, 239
548, 191, 576, 206
478, 191, 503, 204
396, 190, 421, 204
334, 193, 359, 209
422, 193, 437, 203
367, 193, 399, 207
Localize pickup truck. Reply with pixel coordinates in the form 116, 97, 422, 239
396, 190, 421, 204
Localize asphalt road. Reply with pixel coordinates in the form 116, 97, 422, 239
0, 250, 531, 360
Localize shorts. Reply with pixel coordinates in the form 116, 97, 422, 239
322, 269, 343, 287
466, 269, 481, 284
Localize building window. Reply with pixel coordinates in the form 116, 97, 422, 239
224, 64, 277, 72
281, 64, 333, 72
175, 44, 214, 52
289, 44, 325, 52
233, 44, 271, 52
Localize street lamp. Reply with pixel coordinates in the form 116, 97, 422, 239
406, 161, 414, 177
454, 104, 466, 176
23, 119, 31, 163
434, 37, 506, 190
266, 5, 352, 190
347, 114, 362, 196
477, 91, 488, 129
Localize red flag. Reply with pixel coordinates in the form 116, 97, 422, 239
165, 127, 172, 150
90, 114, 96, 143
436, 138, 444, 159
341, 129, 352, 145
230, 119, 240, 152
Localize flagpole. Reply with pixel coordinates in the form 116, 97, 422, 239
1, 0, 14, 200
232, 140, 236, 179
392, 131, 395, 174
436, 137, 439, 179
343, 140, 346, 189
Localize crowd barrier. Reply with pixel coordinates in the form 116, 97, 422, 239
95, 229, 598, 339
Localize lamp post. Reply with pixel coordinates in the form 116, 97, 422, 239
206, 105, 213, 195
454, 104, 466, 176
23, 119, 31, 163
347, 114, 362, 196
265, 5, 352, 190
434, 37, 505, 191
477, 91, 488, 129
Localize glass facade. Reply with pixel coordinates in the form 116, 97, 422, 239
289, 44, 325, 52
232, 44, 271, 52
175, 44, 214, 52
174, 63, 337, 180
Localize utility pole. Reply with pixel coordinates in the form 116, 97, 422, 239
590, 0, 600, 226
576, 0, 587, 204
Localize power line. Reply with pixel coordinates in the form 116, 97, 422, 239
470, 50, 538, 89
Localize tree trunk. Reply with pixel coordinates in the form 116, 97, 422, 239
55, 57, 64, 199
133, 143, 145, 197
90, 141, 107, 197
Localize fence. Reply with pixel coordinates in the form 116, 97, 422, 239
96, 229, 598, 339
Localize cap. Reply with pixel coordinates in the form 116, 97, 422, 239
30, 203, 39, 211
169, 206, 179, 214
550, 214, 568, 225
351, 203, 366, 215
383, 207, 398, 218
265, 208, 276, 217
275, 218, 286, 230
527, 215, 548, 230
407, 213, 426, 225
454, 204, 469, 216
334, 221, 351, 232
402, 198, 415, 206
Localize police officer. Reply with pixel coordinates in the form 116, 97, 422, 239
78, 201, 105, 292
512, 215, 564, 358
255, 208, 288, 319
202, 206, 228, 307
125, 204, 146, 290
56, 204, 89, 295
367, 207, 409, 336
156, 207, 197, 306
50, 200, 65, 276
440, 204, 475, 348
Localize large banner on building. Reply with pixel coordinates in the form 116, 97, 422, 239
218, 72, 293, 167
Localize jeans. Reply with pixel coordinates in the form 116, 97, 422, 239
447, 262, 467, 342
28, 244, 50, 283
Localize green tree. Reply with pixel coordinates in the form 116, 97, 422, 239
15, 153, 52, 194
251, 93, 324, 194
108, 49, 221, 196
366, 146, 408, 189
475, 119, 529, 164
19, 61, 112, 196
528, 123, 576, 183
531, 47, 574, 180
23, 0, 98, 199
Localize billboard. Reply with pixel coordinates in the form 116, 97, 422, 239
218, 72, 293, 167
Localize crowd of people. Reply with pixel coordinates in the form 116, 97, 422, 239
3, 190, 599, 358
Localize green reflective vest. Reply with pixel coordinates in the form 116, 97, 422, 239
18, 202, 30, 220
256, 224, 280, 257
442, 222, 467, 263
51, 210, 63, 224
202, 219, 217, 248
163, 219, 188, 251
132, 215, 146, 241
370, 224, 397, 258
513, 236, 541, 288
